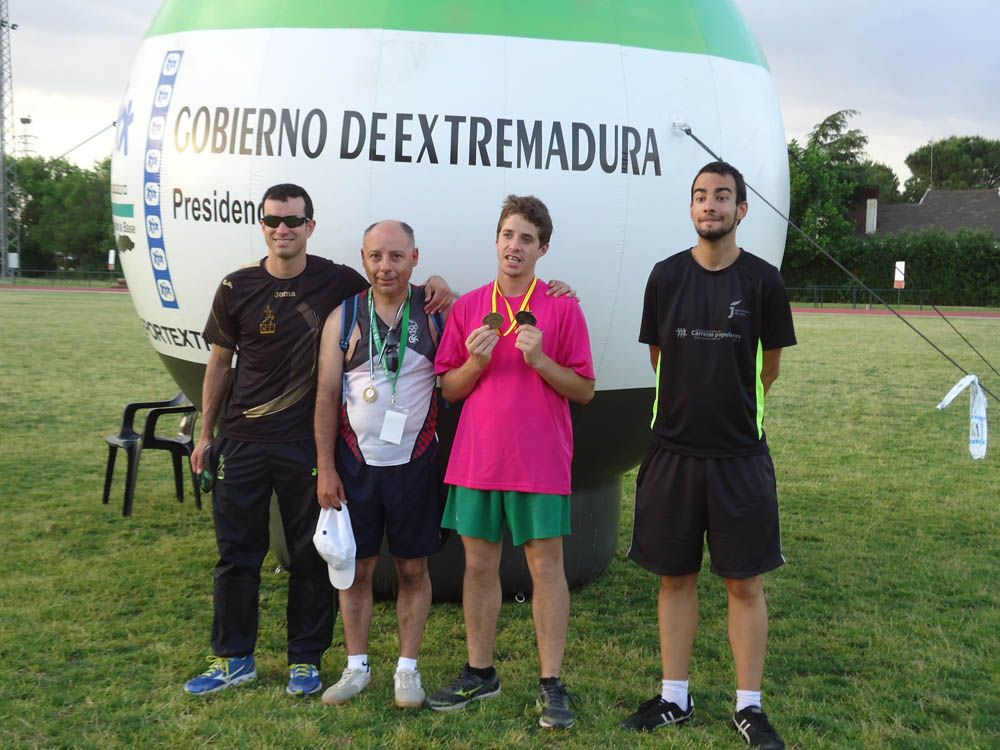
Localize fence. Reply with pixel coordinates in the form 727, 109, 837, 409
0, 270, 124, 288
786, 286, 928, 309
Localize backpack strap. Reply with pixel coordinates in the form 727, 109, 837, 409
429, 310, 449, 408
340, 294, 360, 353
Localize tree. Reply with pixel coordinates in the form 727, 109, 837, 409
784, 110, 914, 277
806, 109, 868, 166
14, 156, 114, 271
857, 160, 901, 203
785, 110, 884, 273
801, 110, 903, 201
902, 136, 1000, 201
786, 138, 856, 272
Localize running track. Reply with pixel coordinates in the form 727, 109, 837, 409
2, 285, 999, 319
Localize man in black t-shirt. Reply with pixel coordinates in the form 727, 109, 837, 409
621, 162, 796, 750
182, 183, 368, 699
182, 184, 451, 699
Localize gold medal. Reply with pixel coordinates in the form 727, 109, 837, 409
483, 312, 504, 329
363, 384, 378, 403
491, 277, 539, 336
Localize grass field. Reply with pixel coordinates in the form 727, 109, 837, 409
1, 291, 997, 749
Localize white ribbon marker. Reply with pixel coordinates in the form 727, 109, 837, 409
936, 374, 988, 459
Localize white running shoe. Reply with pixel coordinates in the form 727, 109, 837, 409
394, 668, 425, 708
321, 666, 372, 705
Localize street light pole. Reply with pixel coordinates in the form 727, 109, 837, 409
19, 115, 32, 156
0, 2, 19, 279
928, 139, 934, 189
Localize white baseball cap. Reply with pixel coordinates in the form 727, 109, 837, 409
313, 505, 356, 590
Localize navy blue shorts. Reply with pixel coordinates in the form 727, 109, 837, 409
335, 439, 444, 559
628, 444, 785, 579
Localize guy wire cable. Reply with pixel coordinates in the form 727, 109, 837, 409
676, 123, 998, 405
56, 122, 116, 160
785, 145, 1000, 382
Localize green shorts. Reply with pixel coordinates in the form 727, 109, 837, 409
441, 485, 571, 545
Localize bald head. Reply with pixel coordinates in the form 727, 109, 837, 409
360, 220, 420, 301
363, 220, 415, 247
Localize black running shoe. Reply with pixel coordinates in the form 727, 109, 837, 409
537, 679, 575, 729
732, 706, 785, 749
621, 695, 694, 731
424, 666, 501, 711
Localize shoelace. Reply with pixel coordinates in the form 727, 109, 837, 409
202, 655, 232, 677
638, 695, 668, 712
396, 670, 421, 689
338, 667, 368, 684
540, 682, 576, 710
289, 663, 315, 679
448, 670, 484, 691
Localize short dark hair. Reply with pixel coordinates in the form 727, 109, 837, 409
691, 161, 747, 204
260, 183, 314, 219
496, 195, 553, 246
363, 220, 416, 245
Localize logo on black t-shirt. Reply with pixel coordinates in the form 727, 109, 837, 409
728, 299, 750, 319
259, 305, 276, 335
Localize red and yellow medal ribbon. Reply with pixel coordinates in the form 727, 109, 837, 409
491, 277, 538, 336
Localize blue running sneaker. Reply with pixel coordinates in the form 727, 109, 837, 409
286, 663, 322, 696
184, 655, 257, 695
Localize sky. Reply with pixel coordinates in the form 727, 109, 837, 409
10, 0, 1000, 186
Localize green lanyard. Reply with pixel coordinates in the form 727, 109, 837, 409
368, 286, 411, 399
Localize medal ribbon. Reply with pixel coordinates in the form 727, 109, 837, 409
368, 286, 411, 398
491, 276, 538, 336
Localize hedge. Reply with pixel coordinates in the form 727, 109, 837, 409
781, 228, 1000, 307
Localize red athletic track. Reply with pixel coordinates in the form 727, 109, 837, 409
2, 286, 999, 319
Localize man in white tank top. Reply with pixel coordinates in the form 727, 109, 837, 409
314, 220, 444, 709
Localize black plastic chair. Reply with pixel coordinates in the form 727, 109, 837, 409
102, 393, 200, 517
142, 404, 201, 513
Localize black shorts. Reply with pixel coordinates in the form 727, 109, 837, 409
628, 444, 785, 579
335, 438, 444, 559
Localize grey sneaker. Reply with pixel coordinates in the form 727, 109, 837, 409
425, 665, 501, 711
537, 679, 575, 729
394, 668, 426, 708
321, 666, 372, 705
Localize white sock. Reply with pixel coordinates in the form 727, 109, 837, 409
396, 657, 418, 673
661, 679, 689, 707
347, 654, 369, 671
736, 689, 761, 712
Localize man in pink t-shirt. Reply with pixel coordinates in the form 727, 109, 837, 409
426, 195, 595, 730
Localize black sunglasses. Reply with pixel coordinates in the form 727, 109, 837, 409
383, 327, 400, 373
261, 214, 310, 229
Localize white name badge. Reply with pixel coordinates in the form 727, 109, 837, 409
379, 407, 408, 445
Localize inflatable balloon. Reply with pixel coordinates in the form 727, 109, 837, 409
111, 0, 788, 599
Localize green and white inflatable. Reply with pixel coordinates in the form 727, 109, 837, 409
111, 0, 788, 597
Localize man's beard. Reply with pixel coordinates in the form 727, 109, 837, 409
695, 215, 737, 241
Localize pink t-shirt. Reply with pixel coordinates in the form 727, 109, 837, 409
435, 279, 596, 495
